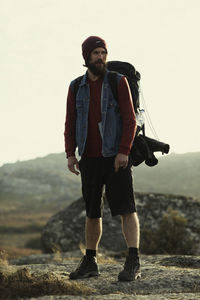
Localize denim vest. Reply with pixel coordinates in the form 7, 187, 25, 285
71, 71, 123, 157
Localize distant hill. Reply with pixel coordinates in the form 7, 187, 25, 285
0, 153, 81, 204
0, 152, 199, 207
134, 152, 200, 197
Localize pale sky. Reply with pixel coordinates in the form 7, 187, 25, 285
1, 0, 200, 166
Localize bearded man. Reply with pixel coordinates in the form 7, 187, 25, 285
64, 36, 141, 281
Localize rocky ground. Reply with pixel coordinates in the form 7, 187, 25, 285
0, 251, 200, 299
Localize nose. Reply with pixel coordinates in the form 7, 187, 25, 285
97, 52, 104, 59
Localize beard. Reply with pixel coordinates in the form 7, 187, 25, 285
87, 59, 107, 76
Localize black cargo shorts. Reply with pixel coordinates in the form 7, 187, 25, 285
79, 156, 136, 218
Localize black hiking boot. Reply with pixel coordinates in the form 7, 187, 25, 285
118, 256, 141, 281
69, 255, 99, 279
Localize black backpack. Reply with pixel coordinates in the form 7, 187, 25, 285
106, 61, 141, 113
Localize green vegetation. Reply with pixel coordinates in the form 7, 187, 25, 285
141, 208, 197, 255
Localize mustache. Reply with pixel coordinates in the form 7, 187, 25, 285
95, 59, 105, 64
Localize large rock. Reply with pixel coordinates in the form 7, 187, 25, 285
41, 192, 200, 254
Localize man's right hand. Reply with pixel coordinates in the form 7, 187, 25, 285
67, 156, 80, 175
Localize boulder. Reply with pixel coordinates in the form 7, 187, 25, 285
41, 192, 200, 254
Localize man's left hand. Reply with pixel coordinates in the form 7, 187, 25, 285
114, 153, 129, 173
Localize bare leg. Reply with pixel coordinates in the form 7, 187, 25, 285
121, 212, 140, 248
69, 216, 101, 279
85, 217, 102, 250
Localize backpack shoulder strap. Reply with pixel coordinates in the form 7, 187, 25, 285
71, 75, 84, 98
107, 71, 122, 103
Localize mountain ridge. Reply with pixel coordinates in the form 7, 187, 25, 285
0, 151, 200, 202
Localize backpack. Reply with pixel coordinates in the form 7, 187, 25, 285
106, 61, 144, 135
106, 61, 141, 114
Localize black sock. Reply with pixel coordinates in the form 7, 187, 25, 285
129, 247, 139, 257
86, 249, 96, 257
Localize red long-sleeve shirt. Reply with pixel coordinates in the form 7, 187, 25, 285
64, 75, 137, 158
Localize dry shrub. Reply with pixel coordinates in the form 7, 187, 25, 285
141, 208, 197, 255
0, 250, 8, 265
0, 266, 95, 299
97, 255, 117, 264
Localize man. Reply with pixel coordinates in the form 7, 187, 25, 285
64, 36, 141, 281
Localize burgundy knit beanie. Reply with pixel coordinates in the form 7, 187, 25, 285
82, 36, 107, 63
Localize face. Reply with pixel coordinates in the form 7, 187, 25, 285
87, 47, 107, 76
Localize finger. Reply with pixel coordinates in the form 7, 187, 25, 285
122, 163, 128, 169
71, 169, 79, 175
68, 165, 79, 175
114, 161, 119, 173
76, 161, 80, 170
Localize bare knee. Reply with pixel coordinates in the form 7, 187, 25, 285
86, 217, 102, 224
121, 212, 139, 224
